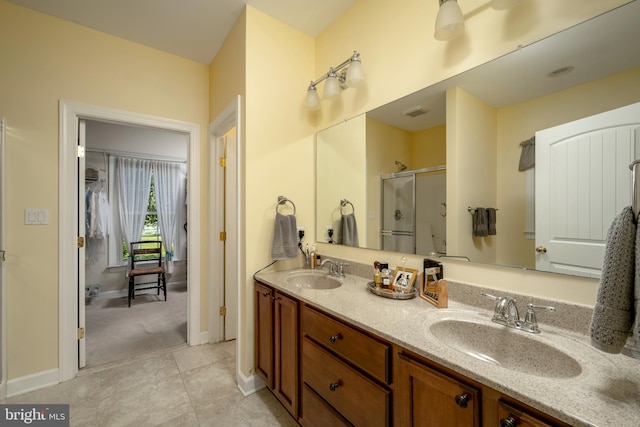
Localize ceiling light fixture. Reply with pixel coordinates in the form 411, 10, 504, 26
435, 0, 522, 41
305, 51, 364, 109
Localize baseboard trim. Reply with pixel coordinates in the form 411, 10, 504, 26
237, 371, 265, 397
87, 281, 186, 302
199, 331, 209, 345
6, 369, 59, 398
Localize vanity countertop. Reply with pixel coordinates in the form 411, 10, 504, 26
255, 268, 640, 427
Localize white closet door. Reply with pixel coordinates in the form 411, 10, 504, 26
78, 119, 87, 368
536, 102, 640, 277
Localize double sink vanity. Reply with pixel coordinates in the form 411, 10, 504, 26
255, 263, 639, 426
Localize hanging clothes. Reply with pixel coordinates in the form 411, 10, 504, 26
87, 183, 110, 239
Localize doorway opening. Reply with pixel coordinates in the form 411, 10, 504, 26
82, 119, 189, 368
59, 100, 201, 383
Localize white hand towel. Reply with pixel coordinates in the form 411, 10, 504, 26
271, 213, 298, 260
590, 206, 636, 353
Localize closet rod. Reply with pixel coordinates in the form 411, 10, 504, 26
85, 147, 187, 163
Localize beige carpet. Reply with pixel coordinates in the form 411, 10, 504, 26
84, 286, 188, 368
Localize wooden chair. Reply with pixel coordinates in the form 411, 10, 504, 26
128, 241, 166, 307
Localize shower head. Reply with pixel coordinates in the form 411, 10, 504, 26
395, 160, 407, 171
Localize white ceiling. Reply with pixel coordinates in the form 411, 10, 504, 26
7, 0, 356, 64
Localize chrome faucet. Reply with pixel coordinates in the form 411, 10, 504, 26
481, 293, 555, 334
320, 259, 349, 278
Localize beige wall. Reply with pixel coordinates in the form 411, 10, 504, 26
240, 6, 316, 378
447, 88, 498, 264
317, 115, 367, 245
0, 1, 208, 379
412, 125, 446, 169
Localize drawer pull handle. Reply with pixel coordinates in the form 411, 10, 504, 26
454, 393, 470, 408
329, 381, 341, 391
329, 333, 343, 344
500, 416, 519, 427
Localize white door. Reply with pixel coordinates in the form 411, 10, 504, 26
224, 133, 237, 340
77, 119, 87, 368
536, 102, 640, 277
210, 131, 238, 342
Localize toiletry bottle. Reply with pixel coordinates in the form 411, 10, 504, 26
310, 245, 317, 269
374, 261, 382, 288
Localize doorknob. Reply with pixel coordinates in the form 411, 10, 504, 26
535, 246, 547, 253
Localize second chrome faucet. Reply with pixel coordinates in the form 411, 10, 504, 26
320, 259, 349, 278
481, 293, 555, 334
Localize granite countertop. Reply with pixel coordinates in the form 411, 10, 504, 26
255, 268, 640, 427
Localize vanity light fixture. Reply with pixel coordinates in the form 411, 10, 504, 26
435, 0, 522, 41
305, 51, 364, 109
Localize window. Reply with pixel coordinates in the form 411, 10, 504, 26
121, 176, 165, 261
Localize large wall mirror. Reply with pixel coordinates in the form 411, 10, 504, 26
316, 1, 640, 278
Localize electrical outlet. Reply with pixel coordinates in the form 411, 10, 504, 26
86, 284, 102, 297
325, 226, 334, 242
297, 226, 305, 241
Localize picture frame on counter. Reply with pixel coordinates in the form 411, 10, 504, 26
392, 267, 418, 292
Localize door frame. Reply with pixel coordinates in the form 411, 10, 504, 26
59, 100, 201, 382
208, 96, 241, 344
0, 118, 6, 399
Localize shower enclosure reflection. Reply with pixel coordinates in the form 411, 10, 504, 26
381, 167, 446, 255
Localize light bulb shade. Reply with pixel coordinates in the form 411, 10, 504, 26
323, 75, 341, 99
491, 0, 522, 10
346, 60, 364, 87
434, 0, 465, 41
305, 86, 320, 109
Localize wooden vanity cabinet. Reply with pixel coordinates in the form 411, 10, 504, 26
255, 280, 572, 427
395, 350, 571, 427
300, 305, 392, 427
396, 352, 480, 426
254, 282, 299, 418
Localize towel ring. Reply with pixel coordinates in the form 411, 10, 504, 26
340, 198, 355, 215
468, 207, 498, 214
277, 196, 296, 215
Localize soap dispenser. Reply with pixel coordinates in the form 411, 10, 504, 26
310, 245, 317, 269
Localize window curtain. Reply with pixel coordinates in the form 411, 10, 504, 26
153, 161, 186, 274
114, 156, 153, 272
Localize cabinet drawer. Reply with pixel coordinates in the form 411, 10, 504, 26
303, 338, 390, 427
300, 384, 352, 427
302, 306, 391, 384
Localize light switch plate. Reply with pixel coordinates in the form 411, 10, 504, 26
25, 208, 48, 225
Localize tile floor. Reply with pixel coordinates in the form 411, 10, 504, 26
3, 341, 299, 426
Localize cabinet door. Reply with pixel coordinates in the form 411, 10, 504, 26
255, 282, 274, 388
274, 291, 299, 417
497, 401, 557, 427
397, 353, 480, 427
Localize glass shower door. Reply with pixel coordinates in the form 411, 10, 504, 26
381, 175, 416, 253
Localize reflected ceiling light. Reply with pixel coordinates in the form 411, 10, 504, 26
305, 51, 364, 109
434, 0, 464, 41
435, 0, 523, 41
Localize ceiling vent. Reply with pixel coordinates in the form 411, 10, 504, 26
402, 106, 428, 118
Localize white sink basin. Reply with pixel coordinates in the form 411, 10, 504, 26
285, 270, 348, 290
424, 310, 583, 378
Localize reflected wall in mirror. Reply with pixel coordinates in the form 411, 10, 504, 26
315, 1, 640, 277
